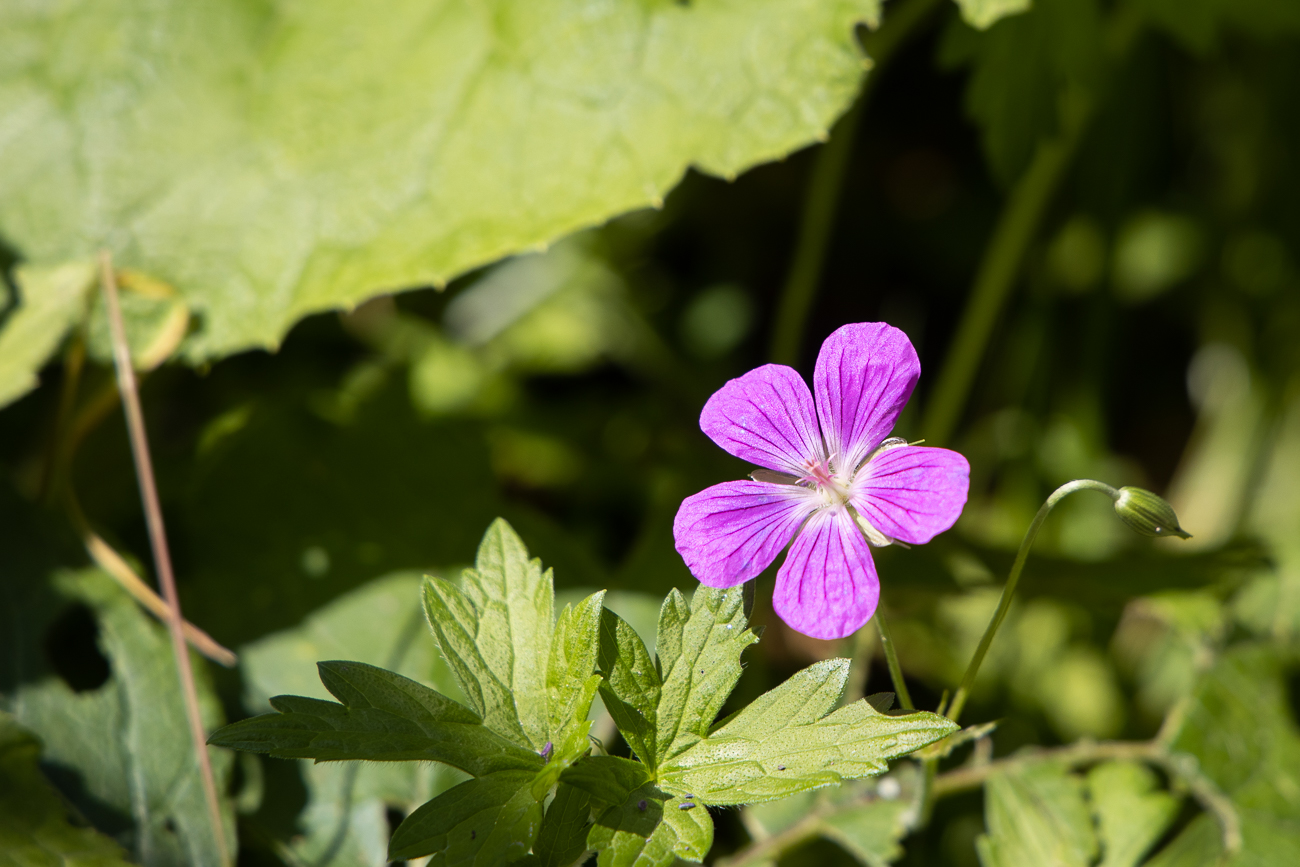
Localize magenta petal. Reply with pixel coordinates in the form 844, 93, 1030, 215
813, 323, 920, 473
700, 364, 825, 475
674, 481, 818, 588
773, 508, 880, 640
853, 446, 970, 545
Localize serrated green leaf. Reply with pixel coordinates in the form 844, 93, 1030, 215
239, 572, 468, 867
598, 607, 662, 768
0, 0, 881, 362
388, 771, 542, 862
588, 782, 674, 867
976, 762, 1097, 867
661, 795, 714, 864
1086, 761, 1179, 867
560, 756, 654, 813
954, 0, 1033, 31
209, 661, 544, 778
654, 586, 758, 763
423, 519, 554, 749
549, 591, 607, 752
0, 262, 94, 408
660, 659, 958, 805
0, 710, 133, 866
533, 782, 594, 867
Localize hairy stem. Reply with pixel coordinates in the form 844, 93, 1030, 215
873, 610, 914, 711
920, 93, 1092, 446
946, 479, 1118, 724
99, 251, 229, 865
768, 0, 942, 365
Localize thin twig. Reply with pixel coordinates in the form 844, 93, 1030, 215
66, 492, 236, 667
99, 251, 229, 865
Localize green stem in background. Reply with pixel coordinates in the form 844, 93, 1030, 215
873, 610, 914, 711
844, 621, 876, 704
769, 0, 942, 365
946, 478, 1118, 724
920, 93, 1092, 446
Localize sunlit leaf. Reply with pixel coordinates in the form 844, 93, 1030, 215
654, 586, 758, 762
954, 0, 1033, 31
1087, 761, 1179, 867
0, 262, 94, 408
422, 518, 556, 750
0, 0, 881, 361
660, 659, 959, 805
976, 762, 1097, 867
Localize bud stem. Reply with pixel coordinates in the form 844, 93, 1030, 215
874, 610, 914, 711
946, 479, 1118, 723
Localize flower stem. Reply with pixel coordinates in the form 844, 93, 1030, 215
873, 610, 914, 711
768, 0, 942, 365
946, 479, 1118, 724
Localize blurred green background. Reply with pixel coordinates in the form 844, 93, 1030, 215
2, 0, 1299, 865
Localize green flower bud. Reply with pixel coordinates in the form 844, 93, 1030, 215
1113, 487, 1191, 539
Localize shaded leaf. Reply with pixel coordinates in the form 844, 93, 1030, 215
0, 710, 132, 866
597, 608, 662, 768
561, 756, 654, 813
587, 782, 674, 867
819, 797, 912, 867
209, 661, 544, 778
660, 659, 958, 805
0, 568, 233, 866
532, 782, 593, 867
388, 771, 542, 862
0, 0, 882, 361
1149, 645, 1300, 866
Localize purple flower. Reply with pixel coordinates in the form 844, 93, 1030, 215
673, 323, 969, 640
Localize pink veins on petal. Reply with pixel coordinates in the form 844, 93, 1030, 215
673, 322, 970, 640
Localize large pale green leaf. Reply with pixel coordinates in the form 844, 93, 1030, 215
1087, 761, 1179, 867
976, 762, 1097, 867
387, 771, 542, 862
0, 0, 881, 362
423, 519, 556, 749
239, 572, 468, 867
209, 661, 545, 777
659, 659, 958, 805
0, 710, 132, 866
0, 569, 233, 867
654, 586, 758, 762
0, 262, 94, 407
